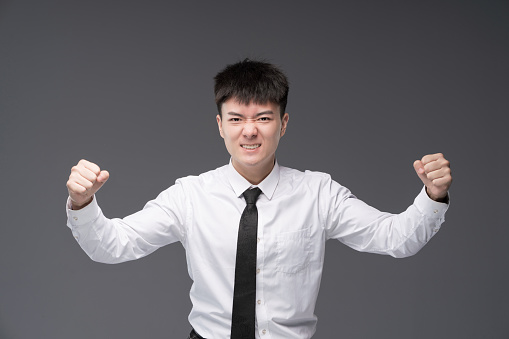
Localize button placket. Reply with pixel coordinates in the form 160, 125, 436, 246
255, 208, 270, 339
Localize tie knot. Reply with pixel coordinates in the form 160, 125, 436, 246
243, 187, 262, 205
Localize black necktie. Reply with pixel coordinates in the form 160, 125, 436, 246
231, 187, 262, 339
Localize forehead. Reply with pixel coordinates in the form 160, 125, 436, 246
221, 98, 280, 117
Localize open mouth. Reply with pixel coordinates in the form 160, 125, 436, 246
241, 144, 261, 150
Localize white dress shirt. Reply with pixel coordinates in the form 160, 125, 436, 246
66, 161, 448, 339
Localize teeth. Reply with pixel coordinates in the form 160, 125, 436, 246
242, 144, 261, 149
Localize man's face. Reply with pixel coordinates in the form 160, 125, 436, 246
217, 98, 289, 181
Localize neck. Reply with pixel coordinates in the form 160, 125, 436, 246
232, 158, 275, 185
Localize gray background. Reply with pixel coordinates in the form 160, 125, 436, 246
0, 1, 508, 338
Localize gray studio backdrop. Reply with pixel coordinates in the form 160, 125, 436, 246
0, 1, 507, 338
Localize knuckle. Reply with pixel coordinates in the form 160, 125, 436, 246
89, 163, 100, 174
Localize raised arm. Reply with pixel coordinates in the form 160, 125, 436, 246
325, 153, 452, 258
65, 159, 186, 264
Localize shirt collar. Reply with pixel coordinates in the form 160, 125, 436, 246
227, 159, 280, 200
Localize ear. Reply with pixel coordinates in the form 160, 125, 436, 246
216, 114, 224, 138
280, 112, 289, 137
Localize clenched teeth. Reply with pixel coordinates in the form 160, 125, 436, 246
241, 144, 261, 149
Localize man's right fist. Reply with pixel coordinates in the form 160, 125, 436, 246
66, 159, 109, 210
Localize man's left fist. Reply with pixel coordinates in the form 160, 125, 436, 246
413, 153, 452, 202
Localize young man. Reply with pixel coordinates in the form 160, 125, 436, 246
66, 59, 452, 339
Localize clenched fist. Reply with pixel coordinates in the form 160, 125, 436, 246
413, 153, 452, 202
66, 159, 109, 210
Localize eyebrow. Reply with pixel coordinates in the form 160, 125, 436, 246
226, 111, 274, 117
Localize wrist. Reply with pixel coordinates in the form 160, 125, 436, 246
71, 196, 93, 210
425, 187, 449, 203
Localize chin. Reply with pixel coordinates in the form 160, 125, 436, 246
245, 156, 273, 168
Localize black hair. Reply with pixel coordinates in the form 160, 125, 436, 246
214, 58, 289, 118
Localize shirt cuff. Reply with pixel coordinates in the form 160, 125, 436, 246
66, 195, 101, 228
413, 186, 449, 220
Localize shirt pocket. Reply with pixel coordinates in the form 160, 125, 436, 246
275, 227, 312, 274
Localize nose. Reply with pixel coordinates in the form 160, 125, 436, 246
242, 121, 258, 138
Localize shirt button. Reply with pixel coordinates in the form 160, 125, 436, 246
257, 300, 261, 305
433, 228, 439, 233
257, 237, 260, 243
73, 217, 78, 221
433, 209, 438, 214
262, 329, 266, 335
256, 268, 260, 274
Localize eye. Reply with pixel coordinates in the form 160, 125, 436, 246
229, 118, 241, 122
259, 117, 271, 121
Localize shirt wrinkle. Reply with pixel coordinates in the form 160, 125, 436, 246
65, 162, 449, 338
